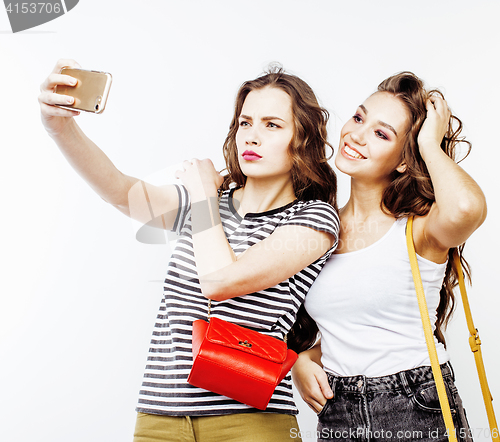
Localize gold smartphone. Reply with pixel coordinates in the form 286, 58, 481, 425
55, 68, 112, 114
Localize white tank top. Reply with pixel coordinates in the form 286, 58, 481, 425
305, 217, 449, 377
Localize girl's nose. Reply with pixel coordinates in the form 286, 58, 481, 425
245, 129, 260, 146
350, 127, 366, 145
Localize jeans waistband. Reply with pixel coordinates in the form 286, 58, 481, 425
326, 363, 453, 395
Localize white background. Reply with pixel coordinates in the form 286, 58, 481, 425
1, 1, 499, 441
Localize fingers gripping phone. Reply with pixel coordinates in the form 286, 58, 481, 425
55, 68, 112, 114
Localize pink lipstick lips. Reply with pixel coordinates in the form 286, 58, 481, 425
242, 150, 262, 161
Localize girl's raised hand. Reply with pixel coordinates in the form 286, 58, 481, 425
38, 59, 82, 136
175, 158, 224, 200
417, 95, 452, 155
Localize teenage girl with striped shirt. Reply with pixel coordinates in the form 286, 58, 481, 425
39, 59, 340, 441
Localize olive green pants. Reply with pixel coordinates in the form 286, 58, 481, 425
133, 411, 302, 442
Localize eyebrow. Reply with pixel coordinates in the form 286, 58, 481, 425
239, 114, 286, 123
359, 104, 398, 136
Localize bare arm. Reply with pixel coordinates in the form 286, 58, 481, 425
196, 223, 334, 300
291, 342, 333, 413
414, 96, 487, 257
175, 159, 336, 301
39, 59, 180, 229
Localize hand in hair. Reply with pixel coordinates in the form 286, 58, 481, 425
417, 95, 451, 154
413, 93, 487, 254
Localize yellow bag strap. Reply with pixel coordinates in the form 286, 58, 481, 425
406, 216, 498, 441
454, 251, 499, 439
406, 216, 457, 442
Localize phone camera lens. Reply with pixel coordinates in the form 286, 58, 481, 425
94, 95, 102, 112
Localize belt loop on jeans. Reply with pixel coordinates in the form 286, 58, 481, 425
326, 372, 337, 391
398, 370, 413, 396
330, 377, 337, 396
446, 362, 456, 381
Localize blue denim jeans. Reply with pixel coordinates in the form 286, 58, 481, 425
317, 363, 472, 441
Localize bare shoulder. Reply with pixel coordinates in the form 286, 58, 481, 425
412, 212, 449, 264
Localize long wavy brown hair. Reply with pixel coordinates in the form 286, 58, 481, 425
220, 65, 337, 206
380, 72, 471, 347
288, 72, 471, 353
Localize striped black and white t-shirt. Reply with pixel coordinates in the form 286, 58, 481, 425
136, 185, 339, 416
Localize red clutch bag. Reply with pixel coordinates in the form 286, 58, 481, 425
188, 316, 298, 410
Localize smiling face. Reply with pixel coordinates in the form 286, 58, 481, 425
235, 86, 294, 181
336, 92, 411, 183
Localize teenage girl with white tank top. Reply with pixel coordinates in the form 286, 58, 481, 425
289, 72, 487, 442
